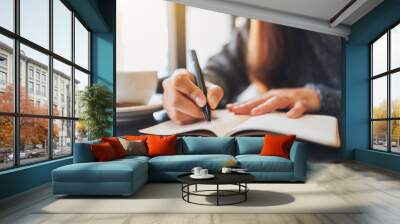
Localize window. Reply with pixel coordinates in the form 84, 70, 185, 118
75, 18, 89, 70
28, 81, 34, 94
35, 83, 40, 96
53, 119, 72, 158
0, 0, 91, 170
371, 23, 400, 154
42, 85, 46, 97
20, 0, 49, 49
53, 0, 72, 60
0, 35, 13, 113
117, 1, 234, 78
185, 7, 232, 66
0, 71, 7, 84
0, 0, 14, 32
74, 69, 89, 119
0, 54, 7, 67
28, 67, 34, 80
53, 59, 72, 117
116, 0, 169, 77
35, 70, 40, 81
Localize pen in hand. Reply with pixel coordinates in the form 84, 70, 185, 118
190, 49, 212, 122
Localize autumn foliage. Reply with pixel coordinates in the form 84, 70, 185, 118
0, 85, 59, 151
372, 99, 400, 142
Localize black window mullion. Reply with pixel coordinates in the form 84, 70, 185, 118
13, 0, 20, 167
388, 40, 391, 153
370, 45, 373, 149
49, 0, 54, 160
71, 10, 76, 154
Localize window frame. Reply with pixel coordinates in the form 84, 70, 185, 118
0, 0, 92, 171
370, 20, 400, 154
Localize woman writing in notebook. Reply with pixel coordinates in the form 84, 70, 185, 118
162, 20, 341, 125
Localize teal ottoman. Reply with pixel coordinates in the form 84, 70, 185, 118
52, 156, 148, 196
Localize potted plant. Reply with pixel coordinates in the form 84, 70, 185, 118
79, 84, 113, 140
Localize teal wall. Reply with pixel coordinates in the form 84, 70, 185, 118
0, 0, 116, 200
0, 158, 72, 199
344, 0, 400, 171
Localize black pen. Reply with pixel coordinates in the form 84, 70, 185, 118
190, 49, 211, 122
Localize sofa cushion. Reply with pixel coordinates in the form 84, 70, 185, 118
53, 158, 147, 183
260, 134, 296, 159
101, 137, 127, 158
91, 142, 118, 161
236, 155, 293, 172
149, 154, 235, 172
235, 137, 263, 155
147, 135, 177, 157
118, 138, 147, 156
179, 137, 235, 155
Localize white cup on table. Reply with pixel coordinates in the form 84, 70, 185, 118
200, 169, 209, 176
191, 167, 202, 176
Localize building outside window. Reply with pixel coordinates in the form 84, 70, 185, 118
28, 66, 34, 80
28, 81, 34, 94
35, 83, 40, 95
0, 54, 7, 90
41, 85, 46, 97
0, 0, 91, 170
370, 22, 400, 153
0, 71, 7, 88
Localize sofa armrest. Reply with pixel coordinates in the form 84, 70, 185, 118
73, 140, 100, 163
289, 141, 308, 181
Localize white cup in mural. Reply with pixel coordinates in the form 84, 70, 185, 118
116, 71, 158, 107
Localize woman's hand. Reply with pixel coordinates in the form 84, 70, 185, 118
162, 69, 224, 124
227, 87, 321, 118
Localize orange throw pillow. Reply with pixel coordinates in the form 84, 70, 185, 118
124, 135, 148, 141
260, 134, 296, 159
146, 135, 177, 157
101, 137, 126, 158
91, 142, 117, 162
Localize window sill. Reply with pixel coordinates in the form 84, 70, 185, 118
355, 148, 400, 172
0, 156, 72, 176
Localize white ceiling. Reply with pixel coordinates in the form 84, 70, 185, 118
166, 0, 384, 38
225, 0, 352, 21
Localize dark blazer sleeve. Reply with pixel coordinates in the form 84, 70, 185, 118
203, 26, 250, 106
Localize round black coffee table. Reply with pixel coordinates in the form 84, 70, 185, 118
177, 173, 255, 206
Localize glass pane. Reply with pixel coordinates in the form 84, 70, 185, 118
116, 0, 168, 77
0, 34, 14, 112
53, 59, 72, 117
74, 18, 89, 69
53, 0, 72, 60
372, 77, 387, 119
372, 121, 388, 151
372, 33, 387, 76
391, 72, 400, 118
391, 120, 400, 153
20, 44, 49, 115
20, 117, 49, 165
20, 0, 49, 49
75, 120, 88, 143
186, 6, 231, 67
391, 24, 400, 70
53, 119, 72, 157
0, 116, 14, 170
0, 0, 14, 31
74, 69, 89, 117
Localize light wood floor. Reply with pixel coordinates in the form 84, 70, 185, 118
1, 162, 400, 224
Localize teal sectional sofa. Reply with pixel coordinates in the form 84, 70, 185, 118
52, 137, 307, 196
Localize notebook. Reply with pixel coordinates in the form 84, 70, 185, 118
140, 110, 340, 147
